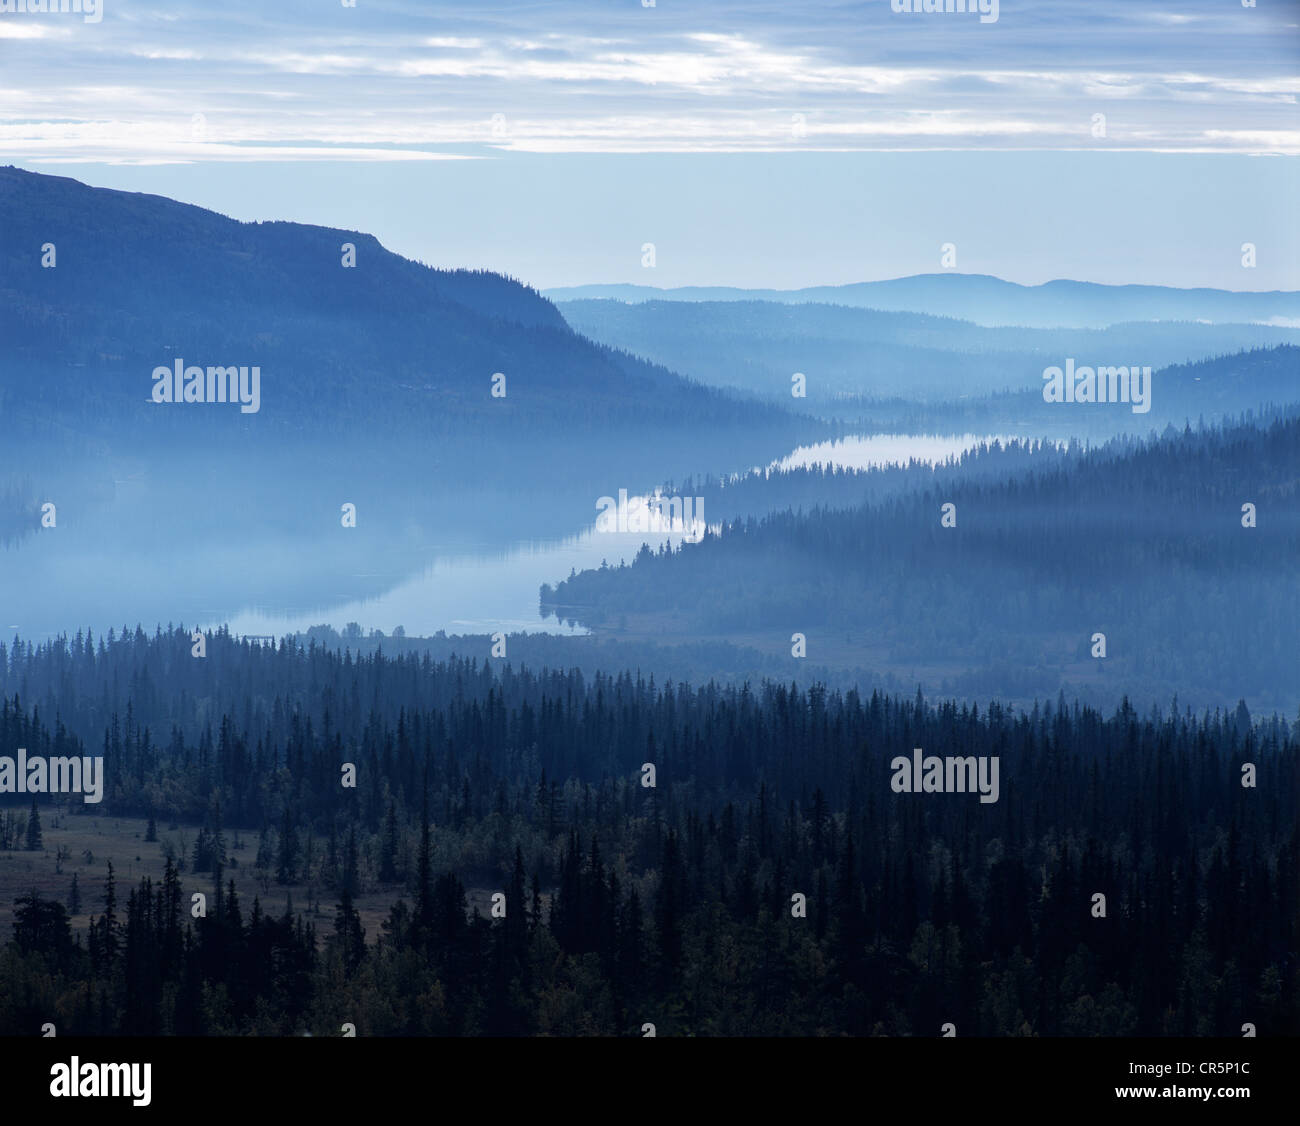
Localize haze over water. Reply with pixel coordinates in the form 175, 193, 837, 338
2, 435, 1008, 642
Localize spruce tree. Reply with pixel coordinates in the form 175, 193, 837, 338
276, 807, 297, 884
191, 827, 212, 873
379, 801, 399, 883
255, 825, 273, 869
530, 871, 543, 935
507, 844, 527, 953
414, 774, 434, 941
101, 860, 118, 968
25, 799, 42, 851
333, 886, 366, 973
342, 824, 358, 897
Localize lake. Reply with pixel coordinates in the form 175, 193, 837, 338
1, 434, 1011, 642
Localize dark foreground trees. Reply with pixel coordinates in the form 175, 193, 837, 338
0, 631, 1295, 1035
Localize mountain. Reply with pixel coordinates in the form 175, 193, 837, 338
0, 166, 790, 455
546, 274, 1300, 330
557, 298, 1300, 404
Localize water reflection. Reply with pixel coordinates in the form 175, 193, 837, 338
1, 434, 1017, 641
768, 433, 1021, 474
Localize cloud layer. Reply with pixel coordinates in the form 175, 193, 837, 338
2, 0, 1296, 164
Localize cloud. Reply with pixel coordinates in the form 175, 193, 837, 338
3, 0, 1296, 161
0, 20, 60, 38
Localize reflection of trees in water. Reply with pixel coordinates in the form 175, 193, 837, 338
0, 478, 40, 547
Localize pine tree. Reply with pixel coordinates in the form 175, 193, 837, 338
654, 829, 685, 980
414, 775, 434, 942
619, 886, 644, 996
342, 824, 359, 896
13, 889, 72, 963
191, 827, 212, 873
507, 844, 527, 953
25, 798, 42, 851
379, 801, 399, 882
332, 886, 366, 973
529, 871, 543, 935
255, 825, 273, 870
276, 807, 297, 884
211, 801, 226, 868
101, 860, 119, 969
68, 872, 81, 915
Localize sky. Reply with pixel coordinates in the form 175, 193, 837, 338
2, 0, 1297, 289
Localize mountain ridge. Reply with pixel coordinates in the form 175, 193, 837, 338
0, 166, 797, 450
546, 273, 1300, 329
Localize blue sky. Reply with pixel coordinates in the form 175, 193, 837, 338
3, 0, 1297, 288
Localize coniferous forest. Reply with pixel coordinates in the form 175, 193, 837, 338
1, 629, 1295, 1036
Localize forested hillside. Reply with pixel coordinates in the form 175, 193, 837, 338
543, 415, 1300, 710
0, 167, 791, 450
0, 629, 1294, 1035
829, 348, 1300, 435
672, 436, 1071, 526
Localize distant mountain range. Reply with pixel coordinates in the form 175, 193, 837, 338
547, 275, 1300, 330
557, 298, 1300, 405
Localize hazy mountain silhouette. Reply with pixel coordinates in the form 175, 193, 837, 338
827, 346, 1300, 437
547, 274, 1300, 329
0, 166, 790, 451
558, 298, 1300, 402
